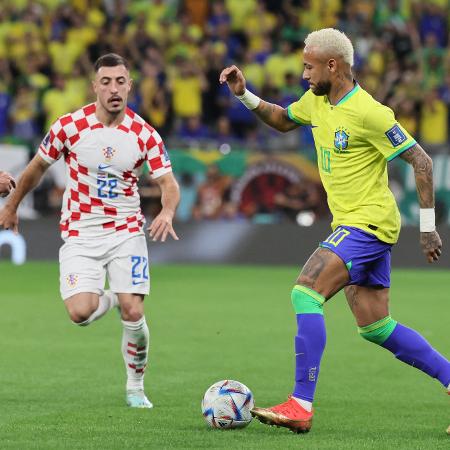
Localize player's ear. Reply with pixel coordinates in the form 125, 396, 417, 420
92, 79, 97, 94
128, 78, 133, 92
328, 58, 337, 73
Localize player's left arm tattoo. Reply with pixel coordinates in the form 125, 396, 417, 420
399, 143, 434, 208
399, 143, 442, 263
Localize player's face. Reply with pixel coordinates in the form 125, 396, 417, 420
302, 47, 332, 96
93, 65, 132, 114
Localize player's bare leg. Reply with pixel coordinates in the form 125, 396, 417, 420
65, 291, 118, 325
119, 293, 152, 409
345, 285, 450, 432
251, 248, 349, 433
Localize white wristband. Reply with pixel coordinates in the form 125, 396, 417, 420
420, 208, 435, 232
236, 89, 261, 110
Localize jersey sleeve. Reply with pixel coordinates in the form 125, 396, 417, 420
286, 89, 314, 125
38, 119, 68, 164
145, 127, 172, 179
363, 103, 416, 161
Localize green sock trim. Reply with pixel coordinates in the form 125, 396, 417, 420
358, 316, 398, 344
291, 285, 325, 315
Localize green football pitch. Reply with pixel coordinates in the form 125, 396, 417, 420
0, 262, 448, 449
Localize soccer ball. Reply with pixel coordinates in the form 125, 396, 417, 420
201, 380, 254, 429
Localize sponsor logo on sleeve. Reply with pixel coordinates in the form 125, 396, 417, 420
385, 124, 407, 147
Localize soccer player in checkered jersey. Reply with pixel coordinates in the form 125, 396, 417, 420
220, 29, 449, 433
0, 53, 180, 408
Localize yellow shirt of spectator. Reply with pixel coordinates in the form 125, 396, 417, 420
171, 76, 202, 118
287, 85, 416, 244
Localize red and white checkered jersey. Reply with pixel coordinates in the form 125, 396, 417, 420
38, 103, 172, 240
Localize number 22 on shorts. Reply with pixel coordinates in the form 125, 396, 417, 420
131, 256, 149, 285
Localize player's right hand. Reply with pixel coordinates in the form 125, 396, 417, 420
219, 65, 246, 96
420, 230, 442, 263
0, 171, 15, 198
0, 205, 19, 234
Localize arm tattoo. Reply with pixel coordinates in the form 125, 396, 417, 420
254, 100, 298, 132
399, 144, 434, 208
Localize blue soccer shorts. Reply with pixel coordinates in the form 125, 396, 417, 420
319, 225, 392, 288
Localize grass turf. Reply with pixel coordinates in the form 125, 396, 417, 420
0, 262, 448, 449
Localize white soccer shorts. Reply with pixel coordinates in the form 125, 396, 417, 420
59, 234, 150, 300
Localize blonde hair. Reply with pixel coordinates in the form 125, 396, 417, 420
304, 28, 354, 66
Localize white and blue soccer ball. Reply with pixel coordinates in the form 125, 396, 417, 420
201, 380, 254, 429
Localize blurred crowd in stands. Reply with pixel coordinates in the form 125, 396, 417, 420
0, 0, 449, 223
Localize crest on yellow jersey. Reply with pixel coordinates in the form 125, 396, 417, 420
334, 127, 350, 153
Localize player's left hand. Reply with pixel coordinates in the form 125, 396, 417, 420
0, 172, 16, 198
148, 211, 179, 242
420, 230, 442, 263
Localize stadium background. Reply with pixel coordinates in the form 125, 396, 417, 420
0, 0, 449, 264
0, 2, 449, 449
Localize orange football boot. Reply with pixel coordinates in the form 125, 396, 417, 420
251, 396, 313, 433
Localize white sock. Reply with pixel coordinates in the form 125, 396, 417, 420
122, 316, 149, 392
292, 395, 313, 412
76, 290, 118, 326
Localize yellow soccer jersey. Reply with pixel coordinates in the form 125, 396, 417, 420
287, 84, 416, 244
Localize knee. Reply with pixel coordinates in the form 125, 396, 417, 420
358, 315, 397, 345
69, 311, 91, 326
291, 285, 325, 315
65, 301, 94, 326
120, 304, 144, 322
296, 276, 330, 298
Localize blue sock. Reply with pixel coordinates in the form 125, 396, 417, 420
382, 323, 450, 387
291, 286, 326, 402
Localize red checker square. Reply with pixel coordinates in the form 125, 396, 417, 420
149, 157, 163, 170
124, 187, 133, 197
57, 129, 66, 142
145, 136, 156, 150
69, 167, 78, 181
126, 216, 136, 223
91, 197, 103, 207
104, 206, 117, 216
91, 123, 103, 130
68, 230, 80, 237
130, 121, 143, 135
71, 212, 81, 221
60, 222, 69, 231
78, 165, 88, 175
134, 158, 145, 169
137, 138, 145, 152
83, 104, 96, 116
79, 203, 91, 213
116, 223, 127, 231
78, 182, 89, 196
118, 125, 129, 133
48, 146, 60, 160
69, 134, 80, 146
70, 189, 79, 202
128, 227, 140, 233
60, 116, 73, 126
103, 221, 115, 229
75, 117, 89, 132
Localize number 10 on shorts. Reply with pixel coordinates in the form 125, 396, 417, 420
131, 256, 149, 285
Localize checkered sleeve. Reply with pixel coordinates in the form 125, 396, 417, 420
38, 117, 68, 164
144, 126, 172, 179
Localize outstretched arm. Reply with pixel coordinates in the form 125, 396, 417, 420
219, 65, 299, 132
0, 154, 50, 233
399, 143, 442, 263
147, 172, 180, 242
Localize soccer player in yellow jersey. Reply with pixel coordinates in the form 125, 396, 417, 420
220, 28, 449, 433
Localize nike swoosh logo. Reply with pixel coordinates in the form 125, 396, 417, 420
98, 164, 112, 170
132, 280, 145, 285
311, 125, 318, 128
